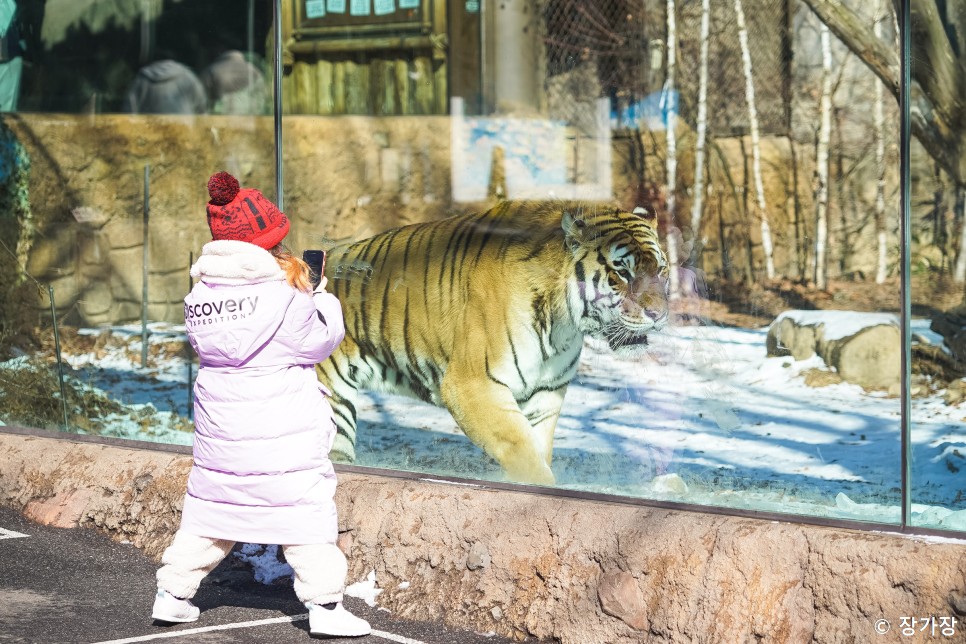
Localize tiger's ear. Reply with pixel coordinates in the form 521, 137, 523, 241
633, 206, 657, 222
562, 210, 587, 252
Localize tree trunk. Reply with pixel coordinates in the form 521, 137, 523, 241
739, 136, 755, 284
800, 0, 966, 187
874, 0, 889, 284
933, 163, 949, 277
790, 137, 804, 279
718, 191, 731, 280
954, 184, 966, 282
735, 0, 776, 279
834, 106, 849, 277
665, 0, 680, 299
690, 0, 711, 246
814, 23, 833, 290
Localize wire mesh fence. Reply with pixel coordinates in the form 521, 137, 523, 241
542, 0, 791, 135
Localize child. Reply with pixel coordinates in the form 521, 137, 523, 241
151, 172, 370, 638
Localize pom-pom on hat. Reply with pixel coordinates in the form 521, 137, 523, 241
205, 171, 290, 250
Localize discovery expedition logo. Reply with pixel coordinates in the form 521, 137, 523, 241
184, 296, 258, 326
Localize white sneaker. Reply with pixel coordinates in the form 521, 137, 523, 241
306, 602, 371, 637
152, 588, 200, 623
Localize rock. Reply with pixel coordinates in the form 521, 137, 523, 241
597, 571, 647, 631
766, 311, 900, 390
835, 492, 857, 511
949, 591, 966, 617
23, 489, 94, 528
651, 472, 688, 495
466, 542, 490, 570
766, 316, 818, 360
945, 380, 966, 406
803, 368, 843, 388
939, 509, 966, 531
931, 305, 966, 365
78, 281, 113, 318
824, 324, 900, 390
337, 530, 354, 556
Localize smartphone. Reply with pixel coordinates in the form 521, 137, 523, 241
302, 249, 327, 289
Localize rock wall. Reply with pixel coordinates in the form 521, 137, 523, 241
4, 113, 463, 326
2, 112, 825, 329
3, 427, 966, 644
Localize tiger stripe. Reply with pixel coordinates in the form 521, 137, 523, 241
316, 201, 668, 482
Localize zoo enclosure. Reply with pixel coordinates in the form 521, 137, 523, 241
0, 0, 963, 538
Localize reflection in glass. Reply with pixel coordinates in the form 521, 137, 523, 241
908, 0, 966, 531
0, 0, 934, 529
277, 0, 904, 523
0, 1, 275, 444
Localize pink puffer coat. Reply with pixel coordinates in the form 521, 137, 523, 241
179, 240, 345, 545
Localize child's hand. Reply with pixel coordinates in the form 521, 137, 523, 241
315, 276, 328, 292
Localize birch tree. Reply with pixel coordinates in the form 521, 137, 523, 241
690, 0, 711, 249
734, 0, 776, 279
664, 0, 680, 298
874, 1, 889, 284
800, 0, 966, 287
814, 23, 833, 290
954, 186, 966, 281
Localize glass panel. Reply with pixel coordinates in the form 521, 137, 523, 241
279, 0, 904, 522
0, 1, 275, 445
909, 0, 966, 532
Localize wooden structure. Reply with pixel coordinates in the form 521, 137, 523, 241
280, 0, 482, 115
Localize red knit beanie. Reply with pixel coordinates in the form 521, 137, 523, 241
205, 172, 290, 249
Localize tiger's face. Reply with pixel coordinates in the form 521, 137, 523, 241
563, 205, 669, 356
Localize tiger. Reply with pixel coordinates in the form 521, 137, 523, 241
317, 201, 669, 485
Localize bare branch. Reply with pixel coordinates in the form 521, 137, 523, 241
798, 0, 899, 98
910, 0, 966, 143
803, 0, 966, 184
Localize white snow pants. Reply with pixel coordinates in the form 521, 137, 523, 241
156, 530, 348, 605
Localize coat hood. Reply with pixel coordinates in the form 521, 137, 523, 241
191, 240, 286, 285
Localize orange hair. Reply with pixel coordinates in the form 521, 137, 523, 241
268, 244, 313, 293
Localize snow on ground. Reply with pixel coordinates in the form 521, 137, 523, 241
4, 315, 964, 534
345, 570, 384, 607
349, 319, 966, 529
61, 322, 196, 446
232, 544, 293, 584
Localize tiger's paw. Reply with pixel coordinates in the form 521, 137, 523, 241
506, 463, 556, 487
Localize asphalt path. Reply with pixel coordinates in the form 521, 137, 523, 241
0, 506, 520, 644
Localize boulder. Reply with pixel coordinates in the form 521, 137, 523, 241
824, 324, 901, 390
597, 571, 648, 631
931, 305, 966, 364
767, 311, 900, 390
766, 315, 817, 361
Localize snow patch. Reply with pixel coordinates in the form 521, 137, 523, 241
233, 544, 293, 584
345, 570, 383, 607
